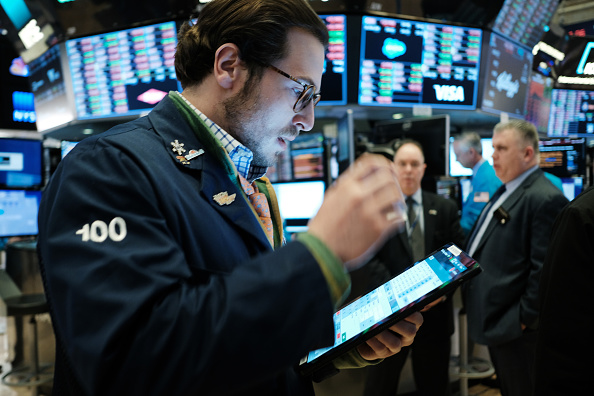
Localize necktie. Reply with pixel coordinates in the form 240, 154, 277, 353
467, 184, 506, 249
406, 196, 425, 262
239, 175, 274, 246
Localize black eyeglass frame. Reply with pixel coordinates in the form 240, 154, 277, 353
268, 64, 321, 113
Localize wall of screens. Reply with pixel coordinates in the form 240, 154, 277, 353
548, 89, 594, 137
479, 31, 532, 117
358, 15, 482, 110
65, 20, 179, 120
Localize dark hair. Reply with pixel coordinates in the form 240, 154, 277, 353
174, 0, 329, 89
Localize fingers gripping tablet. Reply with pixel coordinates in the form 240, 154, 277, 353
299, 243, 482, 376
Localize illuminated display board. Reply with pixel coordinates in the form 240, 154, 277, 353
548, 89, 594, 137
526, 73, 553, 133
358, 16, 482, 109
491, 0, 559, 49
539, 137, 586, 177
318, 14, 347, 106
480, 32, 532, 117
65, 21, 179, 120
28, 43, 74, 131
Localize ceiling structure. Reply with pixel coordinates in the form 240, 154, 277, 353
315, 0, 594, 134
12, 0, 594, 141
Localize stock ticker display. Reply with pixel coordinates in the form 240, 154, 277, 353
65, 21, 179, 120
318, 14, 347, 106
548, 89, 594, 137
358, 16, 482, 109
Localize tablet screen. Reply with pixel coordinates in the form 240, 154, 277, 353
301, 244, 479, 369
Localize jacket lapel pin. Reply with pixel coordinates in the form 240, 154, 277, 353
176, 155, 190, 165
213, 191, 236, 206
429, 209, 437, 215
171, 140, 204, 165
494, 206, 510, 225
171, 139, 186, 155
185, 149, 204, 161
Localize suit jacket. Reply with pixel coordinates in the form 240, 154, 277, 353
460, 160, 502, 235
534, 187, 594, 395
37, 95, 335, 396
367, 191, 465, 340
463, 169, 568, 346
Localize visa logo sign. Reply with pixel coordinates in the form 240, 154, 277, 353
433, 85, 465, 102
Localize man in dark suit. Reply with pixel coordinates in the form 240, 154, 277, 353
533, 186, 594, 395
463, 120, 568, 396
363, 139, 466, 396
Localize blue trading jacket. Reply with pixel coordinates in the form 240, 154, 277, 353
37, 95, 335, 396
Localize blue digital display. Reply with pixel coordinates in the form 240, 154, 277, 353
358, 16, 482, 109
12, 91, 35, 123
0, 0, 32, 30
0, 138, 43, 188
0, 189, 42, 237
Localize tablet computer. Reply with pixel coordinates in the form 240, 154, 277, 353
298, 243, 481, 376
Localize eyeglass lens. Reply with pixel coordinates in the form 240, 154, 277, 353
295, 86, 320, 112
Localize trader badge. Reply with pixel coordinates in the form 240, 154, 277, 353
213, 191, 236, 206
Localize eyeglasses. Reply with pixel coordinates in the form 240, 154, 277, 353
268, 65, 321, 113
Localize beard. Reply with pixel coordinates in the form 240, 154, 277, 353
223, 75, 298, 167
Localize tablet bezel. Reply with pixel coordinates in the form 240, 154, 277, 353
298, 243, 482, 376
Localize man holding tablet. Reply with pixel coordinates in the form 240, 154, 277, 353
36, 1, 422, 395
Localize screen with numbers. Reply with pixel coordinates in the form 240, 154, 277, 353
65, 21, 180, 120
491, 0, 559, 49
318, 14, 347, 106
358, 15, 482, 109
299, 243, 481, 375
548, 89, 594, 137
